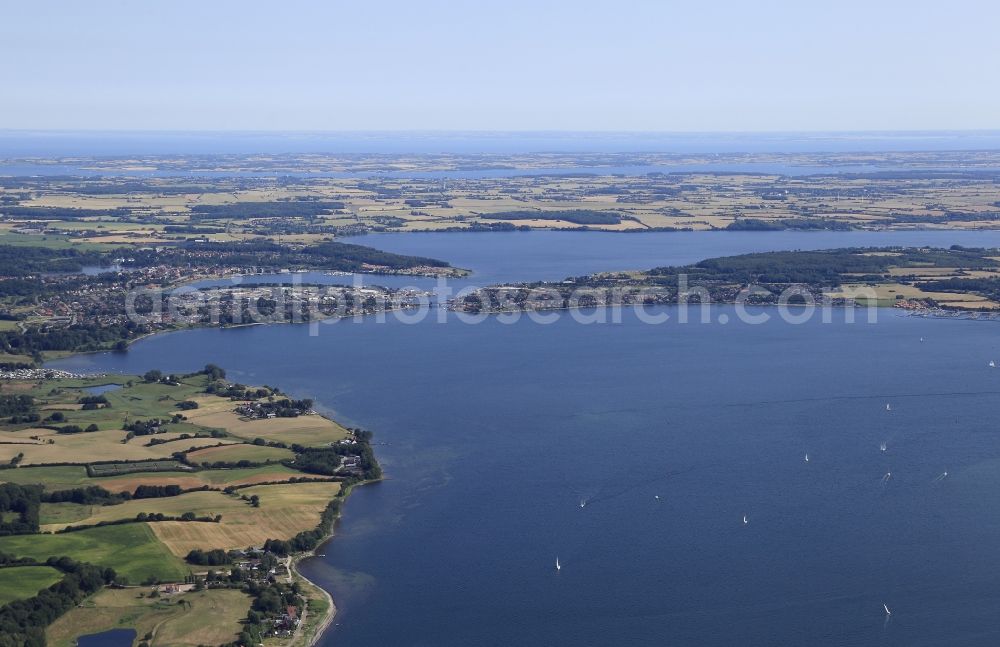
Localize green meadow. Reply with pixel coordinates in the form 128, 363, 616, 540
0, 524, 189, 584
0, 565, 65, 605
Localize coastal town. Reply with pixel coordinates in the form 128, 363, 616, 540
0, 242, 447, 366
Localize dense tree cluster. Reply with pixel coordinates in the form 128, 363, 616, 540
290, 443, 379, 479
0, 244, 105, 276
0, 484, 41, 536
725, 217, 852, 231
184, 548, 230, 565
123, 418, 169, 435
0, 322, 145, 357
645, 247, 1000, 286
41, 486, 124, 506
132, 484, 184, 499
162, 224, 226, 234
124, 240, 449, 272
77, 394, 110, 410
200, 364, 226, 381
919, 277, 1000, 301
206, 382, 274, 399
54, 424, 98, 434
0, 395, 36, 420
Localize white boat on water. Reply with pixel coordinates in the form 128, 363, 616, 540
555, 557, 561, 571
883, 603, 891, 616
886, 403, 891, 411
742, 515, 748, 525
990, 360, 996, 368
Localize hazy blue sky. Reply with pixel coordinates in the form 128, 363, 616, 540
2, 0, 997, 132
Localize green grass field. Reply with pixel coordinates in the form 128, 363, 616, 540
0, 465, 91, 490
22, 376, 211, 433
39, 502, 95, 525
0, 565, 64, 605
186, 443, 294, 464
0, 233, 118, 251
87, 460, 187, 477
0, 524, 189, 584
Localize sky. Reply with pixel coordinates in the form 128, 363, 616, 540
2, 0, 998, 132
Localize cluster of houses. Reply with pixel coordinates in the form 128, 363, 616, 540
233, 556, 285, 580
235, 402, 279, 420
339, 455, 361, 471
273, 606, 300, 636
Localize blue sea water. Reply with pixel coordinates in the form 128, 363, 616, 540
48, 230, 1000, 647
189, 230, 1000, 293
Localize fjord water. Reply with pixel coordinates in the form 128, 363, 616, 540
350, 229, 1000, 285
49, 231, 1000, 646
190, 230, 1000, 293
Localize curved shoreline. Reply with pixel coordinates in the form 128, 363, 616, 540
288, 478, 381, 646
290, 554, 337, 647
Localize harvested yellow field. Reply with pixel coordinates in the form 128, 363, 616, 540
830, 283, 994, 304
40, 480, 339, 539
185, 398, 349, 446
150, 481, 341, 555
91, 465, 304, 494
0, 429, 232, 465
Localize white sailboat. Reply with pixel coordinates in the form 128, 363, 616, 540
555, 557, 561, 571
885, 403, 891, 411
990, 360, 996, 368
742, 515, 748, 525
804, 453, 810, 463
883, 603, 891, 616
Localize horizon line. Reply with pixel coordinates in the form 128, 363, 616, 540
2, 128, 1000, 136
